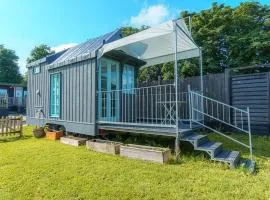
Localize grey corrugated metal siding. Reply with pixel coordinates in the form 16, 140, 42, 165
27, 58, 96, 135
231, 73, 269, 135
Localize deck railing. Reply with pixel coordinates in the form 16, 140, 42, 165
97, 84, 253, 159
8, 97, 26, 107
98, 84, 190, 127
0, 95, 8, 109
189, 88, 253, 159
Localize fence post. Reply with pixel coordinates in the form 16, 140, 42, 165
0, 116, 3, 136
224, 68, 231, 124
247, 107, 253, 160
19, 115, 23, 137
224, 68, 231, 105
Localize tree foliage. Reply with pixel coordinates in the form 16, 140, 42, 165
27, 44, 55, 64
0, 45, 22, 83
181, 61, 200, 78
21, 73, 28, 87
138, 65, 162, 83
182, 1, 270, 70
121, 25, 149, 37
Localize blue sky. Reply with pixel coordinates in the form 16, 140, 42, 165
0, 0, 268, 74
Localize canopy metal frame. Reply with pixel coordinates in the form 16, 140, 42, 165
172, 18, 203, 160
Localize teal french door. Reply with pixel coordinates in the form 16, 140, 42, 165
50, 73, 61, 118
98, 58, 120, 121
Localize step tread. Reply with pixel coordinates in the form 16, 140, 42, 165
214, 150, 240, 163
196, 141, 223, 151
181, 134, 207, 142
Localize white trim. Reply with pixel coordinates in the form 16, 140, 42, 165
28, 117, 95, 125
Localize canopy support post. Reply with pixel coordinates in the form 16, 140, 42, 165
199, 48, 204, 124
174, 20, 181, 162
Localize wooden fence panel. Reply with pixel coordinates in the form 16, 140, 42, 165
0, 116, 23, 136
138, 73, 227, 101
231, 73, 270, 135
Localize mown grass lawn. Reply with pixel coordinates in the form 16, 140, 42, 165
0, 126, 270, 200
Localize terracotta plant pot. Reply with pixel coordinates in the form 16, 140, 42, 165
33, 127, 45, 138
46, 130, 64, 140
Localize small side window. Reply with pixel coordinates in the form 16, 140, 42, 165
33, 66, 41, 74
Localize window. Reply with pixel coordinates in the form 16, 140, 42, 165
122, 64, 135, 94
0, 89, 7, 97
33, 66, 41, 74
50, 73, 61, 117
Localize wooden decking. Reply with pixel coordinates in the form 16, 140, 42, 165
98, 122, 202, 137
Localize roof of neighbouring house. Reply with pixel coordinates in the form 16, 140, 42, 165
0, 82, 26, 88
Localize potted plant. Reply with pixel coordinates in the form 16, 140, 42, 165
33, 109, 45, 138
46, 129, 64, 140
46, 124, 64, 140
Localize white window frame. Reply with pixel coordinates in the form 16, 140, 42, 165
33, 66, 41, 74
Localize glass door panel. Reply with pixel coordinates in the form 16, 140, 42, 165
98, 58, 120, 121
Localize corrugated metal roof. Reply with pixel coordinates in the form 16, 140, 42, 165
51, 29, 121, 66
26, 49, 69, 68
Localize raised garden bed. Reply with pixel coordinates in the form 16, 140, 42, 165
46, 130, 64, 140
120, 144, 171, 164
86, 139, 122, 155
60, 136, 87, 147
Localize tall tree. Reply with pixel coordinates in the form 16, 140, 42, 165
0, 45, 22, 83
138, 65, 162, 83
228, 2, 270, 67
21, 73, 28, 87
27, 44, 55, 64
182, 2, 270, 71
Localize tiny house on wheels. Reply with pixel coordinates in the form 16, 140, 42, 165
27, 19, 254, 169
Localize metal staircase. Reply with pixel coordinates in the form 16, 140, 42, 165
180, 131, 240, 168
179, 86, 255, 170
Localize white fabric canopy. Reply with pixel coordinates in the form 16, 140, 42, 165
99, 19, 200, 66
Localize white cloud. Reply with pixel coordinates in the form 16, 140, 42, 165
52, 43, 77, 53
129, 4, 171, 27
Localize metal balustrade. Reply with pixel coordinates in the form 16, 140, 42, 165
0, 96, 26, 109
97, 84, 189, 128
0, 95, 8, 109
97, 84, 253, 159
189, 88, 253, 159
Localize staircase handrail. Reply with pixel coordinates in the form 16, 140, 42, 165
188, 87, 253, 160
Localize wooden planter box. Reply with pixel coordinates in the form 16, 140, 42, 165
46, 130, 64, 140
120, 144, 171, 164
60, 136, 87, 147
86, 139, 122, 155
